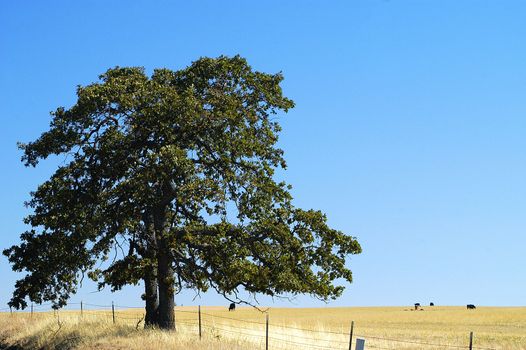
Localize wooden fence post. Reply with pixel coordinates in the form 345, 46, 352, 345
198, 305, 202, 340
112, 301, 115, 324
80, 301, 83, 317
469, 331, 473, 350
348, 321, 354, 350
265, 313, 269, 350
31, 303, 33, 318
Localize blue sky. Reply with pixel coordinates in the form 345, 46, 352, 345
1, 1, 525, 309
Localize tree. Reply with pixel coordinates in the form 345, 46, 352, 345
4, 56, 361, 330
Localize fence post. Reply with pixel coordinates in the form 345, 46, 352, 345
10, 307, 12, 316
265, 313, 269, 350
469, 331, 473, 350
80, 301, 83, 317
198, 305, 202, 340
112, 301, 115, 324
31, 303, 33, 318
348, 320, 354, 350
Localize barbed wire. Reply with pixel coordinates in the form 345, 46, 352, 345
114, 315, 143, 321
203, 321, 344, 350
82, 310, 113, 315
266, 336, 346, 350
201, 311, 267, 326
83, 303, 112, 308
354, 332, 496, 350
201, 322, 267, 339
114, 304, 143, 309
0, 302, 499, 350
206, 318, 350, 346
199, 310, 351, 338
271, 322, 348, 336
79, 313, 115, 320
471, 345, 499, 350
198, 310, 496, 350
366, 344, 392, 350
173, 309, 200, 314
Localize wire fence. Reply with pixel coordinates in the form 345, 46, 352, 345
0, 302, 499, 350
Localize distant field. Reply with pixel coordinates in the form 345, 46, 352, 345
1, 306, 525, 349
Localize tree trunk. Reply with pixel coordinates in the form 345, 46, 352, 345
143, 266, 159, 327
153, 206, 176, 330
141, 211, 160, 328
157, 240, 176, 330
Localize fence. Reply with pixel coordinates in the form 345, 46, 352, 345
0, 303, 497, 350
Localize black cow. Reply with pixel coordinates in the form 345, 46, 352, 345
430, 302, 434, 306
229, 303, 236, 311
467, 304, 476, 310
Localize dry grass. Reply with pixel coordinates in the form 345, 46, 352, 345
1, 306, 525, 349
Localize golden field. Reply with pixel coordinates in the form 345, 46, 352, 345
0, 306, 525, 349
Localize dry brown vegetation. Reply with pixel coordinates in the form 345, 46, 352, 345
0, 306, 524, 349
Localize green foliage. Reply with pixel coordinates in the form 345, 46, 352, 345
4, 56, 361, 310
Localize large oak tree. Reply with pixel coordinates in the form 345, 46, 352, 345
4, 56, 361, 329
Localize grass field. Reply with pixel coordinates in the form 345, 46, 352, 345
0, 306, 525, 349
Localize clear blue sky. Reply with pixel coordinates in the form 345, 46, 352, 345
1, 1, 525, 309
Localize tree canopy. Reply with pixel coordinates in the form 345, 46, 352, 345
4, 56, 361, 329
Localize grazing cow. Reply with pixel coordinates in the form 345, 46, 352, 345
414, 303, 421, 310
229, 303, 236, 311
430, 302, 434, 306
467, 304, 476, 310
